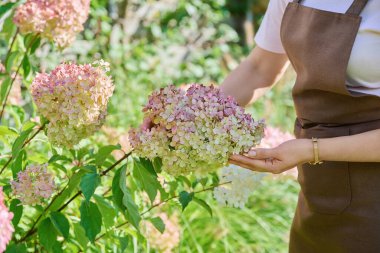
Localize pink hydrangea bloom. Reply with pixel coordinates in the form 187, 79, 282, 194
143, 213, 180, 253
259, 126, 294, 149
0, 187, 13, 253
129, 84, 265, 176
31, 60, 114, 147
13, 0, 90, 48
11, 163, 55, 206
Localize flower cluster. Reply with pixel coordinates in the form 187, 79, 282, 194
143, 213, 180, 253
0, 187, 13, 253
31, 60, 114, 147
129, 84, 265, 176
10, 163, 55, 206
213, 165, 264, 208
259, 126, 294, 149
13, 0, 90, 48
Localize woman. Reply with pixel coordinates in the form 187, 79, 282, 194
224, 0, 380, 252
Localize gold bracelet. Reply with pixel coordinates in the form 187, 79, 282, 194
308, 137, 323, 165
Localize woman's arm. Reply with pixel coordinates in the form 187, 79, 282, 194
229, 129, 380, 174
220, 45, 289, 106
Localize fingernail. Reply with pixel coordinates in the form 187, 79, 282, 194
248, 150, 256, 157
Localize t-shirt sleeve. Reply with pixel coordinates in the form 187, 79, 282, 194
254, 0, 290, 54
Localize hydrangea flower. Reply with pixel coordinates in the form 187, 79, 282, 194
31, 60, 114, 147
10, 163, 55, 206
13, 0, 90, 48
129, 84, 265, 176
143, 213, 180, 253
0, 187, 13, 253
259, 126, 294, 149
213, 165, 264, 208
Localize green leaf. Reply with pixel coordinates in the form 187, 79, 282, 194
149, 217, 165, 234
0, 126, 17, 136
94, 144, 121, 166
5, 51, 19, 73
120, 165, 141, 229
11, 149, 25, 178
118, 236, 130, 252
152, 157, 163, 173
50, 212, 70, 239
22, 55, 30, 77
0, 2, 16, 18
79, 200, 102, 242
178, 191, 194, 211
80, 172, 100, 201
48, 154, 71, 164
30, 37, 41, 54
73, 223, 89, 250
38, 218, 58, 252
94, 195, 116, 229
9, 199, 23, 227
0, 77, 11, 103
4, 243, 27, 253
193, 197, 213, 217
11, 124, 35, 157
133, 158, 161, 204
112, 165, 141, 229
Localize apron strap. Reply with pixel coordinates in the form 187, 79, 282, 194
346, 0, 368, 15
293, 0, 368, 16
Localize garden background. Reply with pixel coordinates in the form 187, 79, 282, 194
0, 0, 299, 252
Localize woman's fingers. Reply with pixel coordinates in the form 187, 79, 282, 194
246, 148, 276, 159
229, 154, 277, 172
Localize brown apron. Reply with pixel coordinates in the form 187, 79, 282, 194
280, 0, 380, 252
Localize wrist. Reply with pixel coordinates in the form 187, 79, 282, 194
299, 138, 315, 164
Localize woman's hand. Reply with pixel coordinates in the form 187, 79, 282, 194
229, 139, 313, 174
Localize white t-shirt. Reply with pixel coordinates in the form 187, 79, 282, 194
255, 0, 380, 96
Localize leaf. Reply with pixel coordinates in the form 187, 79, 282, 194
111, 167, 126, 212
133, 158, 161, 204
38, 218, 58, 252
178, 191, 194, 211
5, 51, 19, 73
149, 217, 165, 234
0, 77, 11, 103
11, 124, 35, 157
48, 155, 71, 164
50, 212, 70, 239
94, 144, 121, 166
94, 195, 116, 229
79, 200, 103, 242
118, 236, 130, 252
112, 165, 141, 229
22, 55, 30, 77
0, 126, 17, 136
9, 199, 23, 227
73, 223, 89, 250
193, 197, 213, 217
11, 149, 25, 178
80, 172, 100, 201
120, 165, 141, 229
30, 37, 41, 54
4, 243, 27, 253
152, 157, 163, 173
0, 2, 16, 18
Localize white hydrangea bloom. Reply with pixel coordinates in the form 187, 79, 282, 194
213, 164, 265, 208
